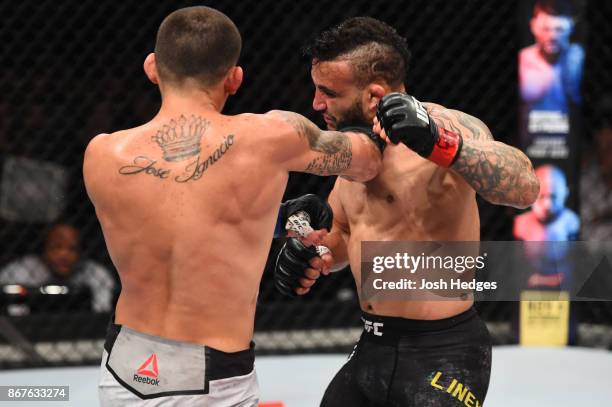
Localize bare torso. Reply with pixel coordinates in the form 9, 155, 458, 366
85, 112, 290, 352
336, 143, 479, 319
84, 104, 382, 352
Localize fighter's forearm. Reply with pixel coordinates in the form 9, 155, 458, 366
427, 105, 539, 209
451, 138, 539, 208
269, 110, 381, 181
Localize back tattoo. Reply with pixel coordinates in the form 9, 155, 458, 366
118, 115, 235, 183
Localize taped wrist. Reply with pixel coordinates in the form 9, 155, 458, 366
339, 126, 386, 155
279, 194, 333, 232
427, 119, 463, 167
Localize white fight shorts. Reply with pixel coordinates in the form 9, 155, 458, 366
98, 322, 259, 406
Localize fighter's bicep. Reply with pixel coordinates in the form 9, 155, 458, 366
452, 111, 494, 141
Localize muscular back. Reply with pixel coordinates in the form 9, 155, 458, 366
84, 110, 381, 351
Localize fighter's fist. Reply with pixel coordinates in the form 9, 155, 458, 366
274, 238, 332, 296
376, 93, 462, 168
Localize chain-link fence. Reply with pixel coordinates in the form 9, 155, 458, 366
1, 0, 611, 368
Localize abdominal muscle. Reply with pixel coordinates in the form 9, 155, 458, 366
348, 233, 474, 321
338, 154, 480, 320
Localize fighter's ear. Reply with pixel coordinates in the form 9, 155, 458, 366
144, 53, 159, 85
366, 83, 386, 112
225, 66, 243, 95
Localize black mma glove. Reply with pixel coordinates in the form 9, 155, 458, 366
339, 125, 386, 155
276, 194, 333, 238
274, 238, 320, 297
377, 92, 462, 167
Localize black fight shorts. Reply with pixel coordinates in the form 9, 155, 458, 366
321, 307, 492, 407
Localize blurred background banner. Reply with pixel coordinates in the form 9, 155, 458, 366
515, 0, 587, 346
517, 0, 584, 212
1, 0, 611, 369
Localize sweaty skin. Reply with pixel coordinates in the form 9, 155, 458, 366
327, 130, 479, 319
83, 104, 382, 352
310, 59, 538, 319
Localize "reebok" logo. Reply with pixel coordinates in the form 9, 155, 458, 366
133, 354, 160, 386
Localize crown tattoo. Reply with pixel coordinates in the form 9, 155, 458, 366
152, 115, 209, 162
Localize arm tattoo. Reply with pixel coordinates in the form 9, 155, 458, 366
452, 140, 539, 207
276, 111, 353, 175
426, 104, 493, 141
428, 106, 538, 207
455, 114, 494, 142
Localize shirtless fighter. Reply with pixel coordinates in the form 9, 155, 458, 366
83, 7, 384, 406
274, 17, 539, 406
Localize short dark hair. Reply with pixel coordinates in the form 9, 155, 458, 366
533, 0, 575, 17
303, 17, 411, 88
154, 6, 241, 87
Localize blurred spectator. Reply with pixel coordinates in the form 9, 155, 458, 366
514, 164, 579, 288
519, 0, 583, 111
518, 0, 583, 150
0, 222, 116, 312
581, 96, 612, 240
515, 164, 580, 241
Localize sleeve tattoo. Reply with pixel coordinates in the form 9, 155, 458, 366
427, 105, 539, 207
275, 111, 353, 175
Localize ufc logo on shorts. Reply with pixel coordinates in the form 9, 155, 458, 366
412, 97, 429, 125
363, 319, 384, 336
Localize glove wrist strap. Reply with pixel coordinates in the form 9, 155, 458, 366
427, 120, 463, 168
